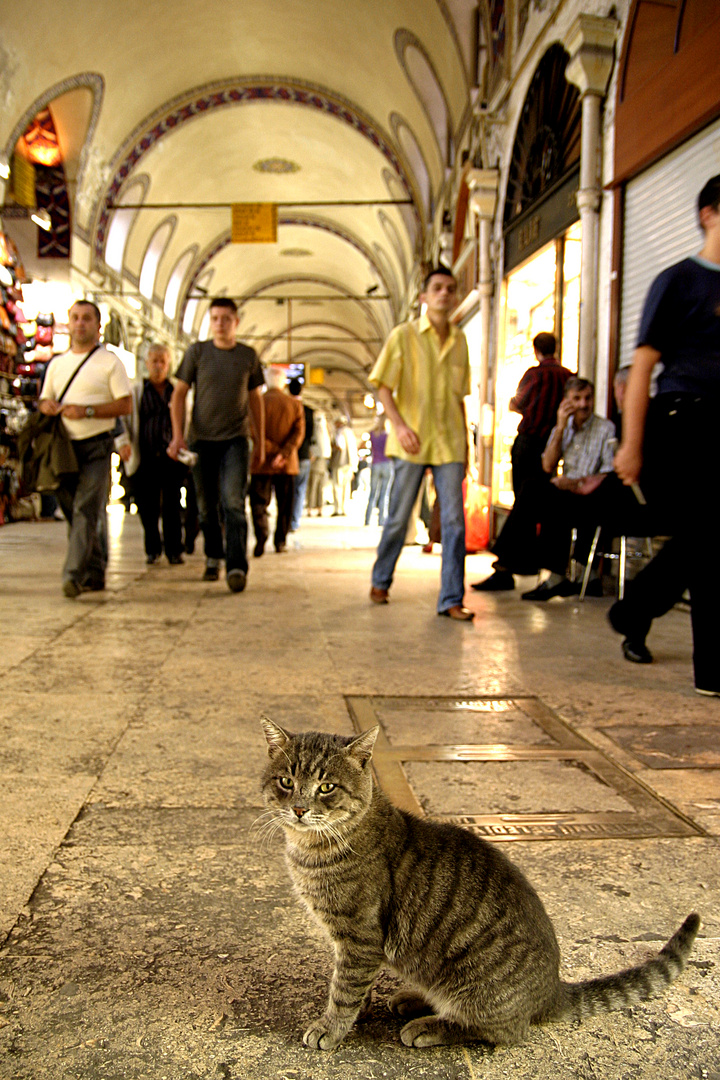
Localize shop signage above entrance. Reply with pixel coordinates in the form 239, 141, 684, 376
504, 169, 579, 273
231, 203, 278, 243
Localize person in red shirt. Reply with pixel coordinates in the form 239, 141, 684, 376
508, 332, 574, 496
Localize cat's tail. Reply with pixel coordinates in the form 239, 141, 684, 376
552, 913, 700, 1022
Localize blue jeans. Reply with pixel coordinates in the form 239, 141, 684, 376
371, 460, 466, 612
192, 437, 250, 573
364, 461, 393, 525
290, 457, 311, 531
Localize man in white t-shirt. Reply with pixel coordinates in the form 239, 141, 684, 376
39, 300, 132, 597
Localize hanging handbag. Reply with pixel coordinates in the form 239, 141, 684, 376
17, 344, 101, 493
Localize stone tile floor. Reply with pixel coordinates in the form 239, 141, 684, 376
0, 502, 718, 1079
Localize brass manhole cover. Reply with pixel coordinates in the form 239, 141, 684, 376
345, 695, 701, 842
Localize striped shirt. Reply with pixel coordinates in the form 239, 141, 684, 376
512, 358, 573, 440
549, 413, 617, 479
139, 379, 173, 457
369, 313, 470, 464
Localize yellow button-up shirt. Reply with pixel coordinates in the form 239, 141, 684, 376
369, 313, 470, 465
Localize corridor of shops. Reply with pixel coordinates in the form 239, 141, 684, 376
2, 1, 720, 1076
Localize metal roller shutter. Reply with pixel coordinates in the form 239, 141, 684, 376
618, 117, 720, 370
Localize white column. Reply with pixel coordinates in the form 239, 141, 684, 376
564, 14, 618, 381
467, 168, 499, 485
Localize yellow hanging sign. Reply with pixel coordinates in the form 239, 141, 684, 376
231, 203, 278, 243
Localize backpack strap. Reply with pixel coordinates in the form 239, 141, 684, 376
57, 343, 102, 403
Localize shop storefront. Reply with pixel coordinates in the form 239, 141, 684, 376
493, 212, 581, 508
491, 43, 582, 512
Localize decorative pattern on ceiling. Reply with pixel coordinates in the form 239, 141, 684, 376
253, 158, 301, 173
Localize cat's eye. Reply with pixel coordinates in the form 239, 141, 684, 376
318, 782, 336, 794
278, 777, 294, 790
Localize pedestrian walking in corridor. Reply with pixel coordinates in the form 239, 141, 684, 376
249, 367, 305, 556
369, 266, 473, 620
117, 343, 186, 566
168, 297, 265, 593
364, 417, 392, 526
612, 174, 720, 694
38, 300, 132, 598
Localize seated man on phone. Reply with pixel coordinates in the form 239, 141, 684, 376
472, 378, 624, 600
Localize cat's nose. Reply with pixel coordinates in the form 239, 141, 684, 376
292, 806, 309, 819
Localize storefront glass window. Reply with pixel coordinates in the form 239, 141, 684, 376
560, 221, 582, 370
492, 223, 581, 509
493, 241, 556, 507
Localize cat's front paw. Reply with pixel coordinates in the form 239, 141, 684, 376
303, 1019, 345, 1051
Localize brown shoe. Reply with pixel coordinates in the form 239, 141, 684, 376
439, 605, 474, 621
370, 586, 389, 604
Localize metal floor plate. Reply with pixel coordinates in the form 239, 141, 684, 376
345, 695, 702, 842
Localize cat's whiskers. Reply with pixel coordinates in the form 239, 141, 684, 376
317, 817, 357, 856
251, 808, 287, 851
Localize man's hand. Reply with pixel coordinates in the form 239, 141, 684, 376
270, 452, 285, 470
550, 473, 606, 495
166, 435, 187, 461
60, 404, 90, 420
395, 421, 421, 456
117, 445, 132, 464
614, 443, 642, 485
551, 475, 578, 491
556, 396, 574, 427
38, 399, 62, 416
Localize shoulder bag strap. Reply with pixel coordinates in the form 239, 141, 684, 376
57, 343, 102, 403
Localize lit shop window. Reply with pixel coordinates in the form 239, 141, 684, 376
492, 222, 581, 508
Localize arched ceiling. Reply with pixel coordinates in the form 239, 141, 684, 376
0, 0, 477, 416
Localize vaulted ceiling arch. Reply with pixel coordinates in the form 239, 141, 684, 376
257, 319, 379, 367
92, 77, 424, 263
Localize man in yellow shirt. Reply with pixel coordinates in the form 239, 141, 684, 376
369, 266, 473, 620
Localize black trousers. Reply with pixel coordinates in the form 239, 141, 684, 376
620, 393, 719, 691
511, 432, 549, 495
135, 454, 184, 559
492, 472, 642, 578
249, 473, 294, 551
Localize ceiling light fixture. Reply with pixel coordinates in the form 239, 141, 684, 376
31, 207, 52, 231
126, 296, 143, 311
0, 154, 10, 180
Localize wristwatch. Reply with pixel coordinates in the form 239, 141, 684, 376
84, 406, 95, 418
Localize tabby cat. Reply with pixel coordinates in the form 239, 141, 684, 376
260, 719, 700, 1051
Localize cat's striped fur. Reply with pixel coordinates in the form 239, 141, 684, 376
260, 720, 700, 1050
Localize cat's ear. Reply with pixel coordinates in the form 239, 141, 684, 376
261, 716, 292, 753
346, 726, 379, 767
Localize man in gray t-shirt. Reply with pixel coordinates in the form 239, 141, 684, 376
168, 298, 265, 592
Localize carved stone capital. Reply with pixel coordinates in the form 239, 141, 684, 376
563, 14, 618, 97
467, 168, 499, 220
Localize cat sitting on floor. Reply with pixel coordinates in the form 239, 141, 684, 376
260, 718, 700, 1051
